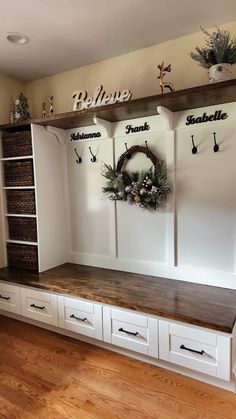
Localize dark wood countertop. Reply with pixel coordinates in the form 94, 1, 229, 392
0, 263, 236, 333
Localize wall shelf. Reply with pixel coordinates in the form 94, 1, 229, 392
6, 239, 38, 246
3, 186, 35, 190
5, 214, 37, 218
1, 79, 236, 132
1, 156, 33, 161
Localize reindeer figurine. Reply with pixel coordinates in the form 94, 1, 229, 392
157, 62, 175, 94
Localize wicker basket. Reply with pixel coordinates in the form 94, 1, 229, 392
8, 217, 37, 242
6, 189, 36, 214
7, 243, 38, 270
4, 159, 34, 187
2, 131, 32, 158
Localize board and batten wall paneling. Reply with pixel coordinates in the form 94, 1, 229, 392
115, 132, 167, 264
67, 135, 114, 260
176, 122, 236, 273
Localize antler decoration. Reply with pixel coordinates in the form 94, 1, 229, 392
157, 62, 175, 94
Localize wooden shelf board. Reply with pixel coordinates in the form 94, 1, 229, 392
5, 214, 37, 218
3, 186, 35, 190
6, 239, 38, 246
1, 79, 236, 132
1, 156, 33, 161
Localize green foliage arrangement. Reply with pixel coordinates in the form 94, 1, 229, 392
190, 26, 236, 69
102, 162, 170, 211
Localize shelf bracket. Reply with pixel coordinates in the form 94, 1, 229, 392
93, 117, 113, 138
45, 126, 67, 145
157, 106, 174, 131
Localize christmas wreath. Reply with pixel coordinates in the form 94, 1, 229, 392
102, 144, 170, 210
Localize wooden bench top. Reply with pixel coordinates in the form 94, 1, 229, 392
0, 263, 236, 333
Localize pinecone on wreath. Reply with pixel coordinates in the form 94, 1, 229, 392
15, 93, 31, 121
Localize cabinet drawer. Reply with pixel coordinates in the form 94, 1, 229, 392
103, 307, 158, 357
58, 296, 102, 340
159, 320, 231, 381
0, 282, 21, 314
20, 288, 58, 326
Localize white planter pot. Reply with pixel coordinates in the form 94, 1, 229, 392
208, 63, 232, 83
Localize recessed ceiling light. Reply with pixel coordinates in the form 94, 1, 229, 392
7, 32, 30, 45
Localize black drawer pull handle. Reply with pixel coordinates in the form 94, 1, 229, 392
0, 295, 10, 301
30, 303, 45, 310
180, 344, 204, 356
70, 314, 87, 322
119, 327, 139, 337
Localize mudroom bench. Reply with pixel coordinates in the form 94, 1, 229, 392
0, 263, 236, 391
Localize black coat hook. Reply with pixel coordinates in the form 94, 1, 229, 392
74, 148, 82, 164
125, 143, 131, 159
89, 147, 96, 162
191, 135, 197, 154
213, 132, 219, 152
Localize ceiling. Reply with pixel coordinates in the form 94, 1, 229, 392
0, 0, 236, 81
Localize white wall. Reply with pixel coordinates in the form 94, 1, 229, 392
26, 21, 236, 118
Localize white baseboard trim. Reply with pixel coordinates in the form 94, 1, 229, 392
1, 309, 234, 393
68, 252, 236, 290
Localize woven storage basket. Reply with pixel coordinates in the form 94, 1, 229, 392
7, 243, 38, 270
4, 159, 34, 187
2, 131, 32, 158
8, 217, 37, 242
6, 189, 36, 214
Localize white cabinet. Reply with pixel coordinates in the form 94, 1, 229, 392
0, 282, 21, 314
0, 280, 233, 387
159, 320, 231, 381
20, 287, 58, 326
103, 307, 158, 357
58, 295, 103, 340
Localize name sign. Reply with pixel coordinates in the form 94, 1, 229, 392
71, 132, 101, 141
72, 85, 132, 111
126, 122, 150, 134
186, 110, 228, 125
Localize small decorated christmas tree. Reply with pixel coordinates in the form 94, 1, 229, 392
9, 96, 15, 123
15, 93, 31, 121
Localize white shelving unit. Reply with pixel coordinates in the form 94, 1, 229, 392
0, 130, 38, 270
0, 125, 68, 272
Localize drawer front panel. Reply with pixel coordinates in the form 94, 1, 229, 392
159, 320, 231, 380
111, 308, 148, 327
169, 335, 217, 377
20, 288, 58, 326
0, 283, 21, 314
58, 296, 102, 340
103, 306, 158, 357
111, 319, 149, 354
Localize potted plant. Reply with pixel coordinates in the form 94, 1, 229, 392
190, 26, 236, 83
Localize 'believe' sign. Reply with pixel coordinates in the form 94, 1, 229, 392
72, 85, 132, 111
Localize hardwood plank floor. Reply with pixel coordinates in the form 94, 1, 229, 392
0, 316, 235, 419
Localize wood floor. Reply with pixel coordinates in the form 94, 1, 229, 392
0, 316, 235, 419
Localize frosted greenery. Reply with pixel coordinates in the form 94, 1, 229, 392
190, 26, 236, 69
102, 162, 170, 211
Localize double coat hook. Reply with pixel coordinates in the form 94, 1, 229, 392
74, 148, 82, 164
213, 132, 219, 152
89, 147, 96, 162
191, 135, 197, 154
